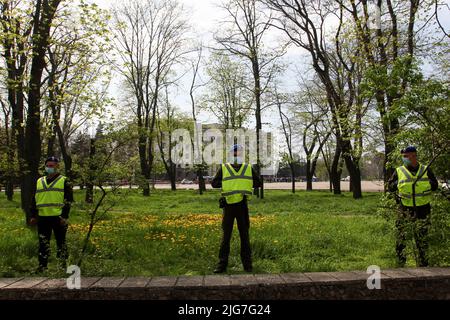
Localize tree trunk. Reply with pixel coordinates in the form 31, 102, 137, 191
260, 176, 264, 199
5, 179, 14, 201
2, 3, 25, 204
46, 97, 56, 158
20, 177, 34, 222
48, 71, 75, 181
53, 114, 73, 180
4, 119, 14, 201
306, 159, 313, 191
197, 167, 206, 194
253, 165, 260, 197
253, 59, 263, 199
290, 163, 295, 193
343, 153, 363, 199
170, 177, 176, 191
47, 134, 56, 158
383, 137, 397, 191
138, 134, 150, 196
331, 145, 342, 194
85, 183, 93, 203
5, 140, 14, 201
13, 85, 26, 210
85, 138, 96, 203
23, 0, 62, 223
321, 145, 333, 193
147, 148, 155, 195
142, 178, 150, 196
169, 163, 176, 191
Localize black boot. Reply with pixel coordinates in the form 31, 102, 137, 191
35, 265, 47, 274
396, 257, 406, 268
58, 259, 67, 271
214, 264, 227, 274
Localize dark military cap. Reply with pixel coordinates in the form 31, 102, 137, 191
45, 156, 60, 164
401, 146, 417, 154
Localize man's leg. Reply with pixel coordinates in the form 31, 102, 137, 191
395, 208, 408, 267
53, 217, 68, 270
414, 205, 431, 267
37, 217, 53, 271
236, 204, 252, 271
216, 208, 234, 272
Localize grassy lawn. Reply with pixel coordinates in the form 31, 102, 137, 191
0, 189, 446, 277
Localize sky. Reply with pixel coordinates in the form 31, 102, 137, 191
90, 0, 450, 158
89, 0, 299, 164
93, 0, 306, 127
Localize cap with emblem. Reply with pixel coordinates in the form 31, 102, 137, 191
230, 144, 243, 152
45, 156, 59, 164
400, 146, 417, 154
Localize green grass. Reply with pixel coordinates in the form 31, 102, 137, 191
0, 189, 446, 277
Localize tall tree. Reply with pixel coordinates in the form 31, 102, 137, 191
189, 45, 207, 194
336, 0, 447, 188
0, 97, 14, 200
275, 90, 296, 193
156, 88, 177, 191
294, 82, 332, 191
1, 0, 63, 222
215, 0, 285, 198
0, 0, 32, 204
111, 0, 189, 196
44, 1, 111, 181
200, 53, 252, 129
265, 0, 365, 198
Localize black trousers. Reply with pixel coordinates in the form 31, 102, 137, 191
217, 200, 252, 269
395, 204, 431, 267
37, 216, 68, 268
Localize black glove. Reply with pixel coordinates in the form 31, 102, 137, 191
219, 197, 226, 208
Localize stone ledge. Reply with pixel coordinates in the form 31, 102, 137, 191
0, 267, 449, 300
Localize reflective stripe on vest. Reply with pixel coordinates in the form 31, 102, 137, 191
35, 175, 66, 216
396, 164, 431, 207
221, 163, 253, 204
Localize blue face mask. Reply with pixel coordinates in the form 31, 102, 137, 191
402, 158, 412, 167
234, 156, 243, 164
45, 167, 56, 174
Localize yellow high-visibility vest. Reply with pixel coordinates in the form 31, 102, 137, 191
35, 175, 66, 216
221, 163, 253, 204
396, 164, 432, 207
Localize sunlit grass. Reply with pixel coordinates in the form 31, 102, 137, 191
0, 189, 446, 277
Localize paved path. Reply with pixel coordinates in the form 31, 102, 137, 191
1, 267, 449, 300
9, 181, 385, 192
153, 181, 385, 192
